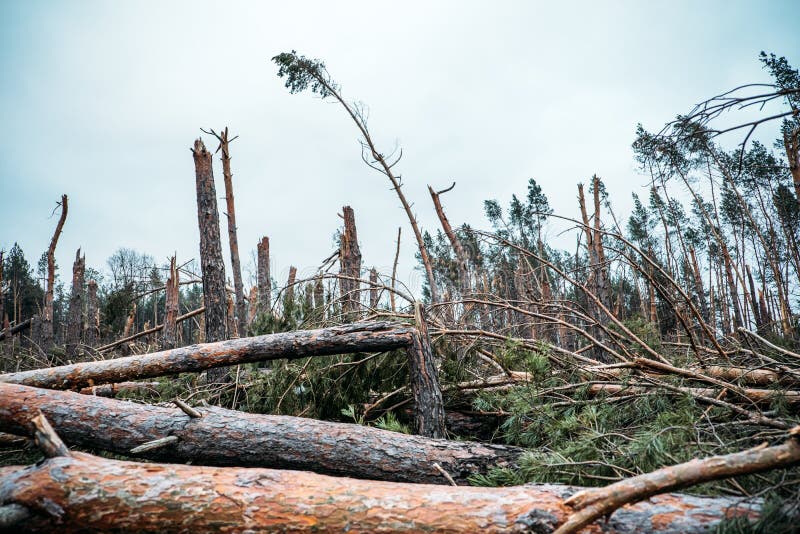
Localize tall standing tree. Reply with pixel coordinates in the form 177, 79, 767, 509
191, 138, 228, 382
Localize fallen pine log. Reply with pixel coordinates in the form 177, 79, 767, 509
0, 381, 519, 484
78, 381, 163, 397
555, 425, 800, 533
95, 306, 205, 353
0, 321, 416, 390
1, 451, 762, 533
0, 318, 32, 341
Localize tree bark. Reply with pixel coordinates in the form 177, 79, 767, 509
556, 427, 800, 534
0, 321, 416, 390
65, 249, 85, 358
84, 279, 98, 347
369, 267, 379, 309
0, 381, 522, 484
41, 194, 68, 351
0, 318, 31, 341
256, 236, 271, 315
98, 307, 204, 353
0, 452, 761, 533
214, 127, 248, 338
409, 303, 446, 438
192, 138, 229, 382
161, 256, 179, 349
339, 205, 362, 320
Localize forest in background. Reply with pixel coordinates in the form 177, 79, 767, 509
0, 51, 799, 532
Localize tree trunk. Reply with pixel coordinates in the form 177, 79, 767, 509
192, 138, 228, 382
215, 127, 248, 338
256, 236, 271, 315
41, 194, 68, 352
0, 381, 521, 484
84, 279, 98, 347
339, 205, 362, 320
408, 303, 446, 438
98, 307, 204, 353
65, 249, 85, 358
0, 318, 31, 342
0, 321, 416, 390
428, 184, 471, 301
161, 256, 179, 349
0, 452, 762, 533
284, 265, 297, 313
369, 267, 379, 309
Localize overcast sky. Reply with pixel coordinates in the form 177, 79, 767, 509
1, 1, 797, 294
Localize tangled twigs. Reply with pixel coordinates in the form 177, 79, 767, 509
554, 426, 800, 534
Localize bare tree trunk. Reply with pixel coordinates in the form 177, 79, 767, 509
339, 206, 362, 320
0, 250, 4, 341
191, 138, 228, 383
0, 321, 416, 390
0, 381, 522, 484
41, 194, 68, 352
591, 175, 613, 313
209, 127, 248, 337
284, 266, 297, 315
391, 227, 401, 312
784, 127, 800, 203
1, 451, 762, 532
408, 303, 446, 438
369, 267, 379, 309
65, 249, 85, 358
161, 256, 179, 349
84, 280, 99, 347
428, 184, 471, 299
256, 236, 271, 315
247, 285, 258, 325
313, 275, 325, 321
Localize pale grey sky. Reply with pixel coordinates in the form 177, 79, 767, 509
1, 1, 797, 293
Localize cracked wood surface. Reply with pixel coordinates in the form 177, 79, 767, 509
0, 322, 415, 390
0, 382, 520, 484
0, 452, 761, 533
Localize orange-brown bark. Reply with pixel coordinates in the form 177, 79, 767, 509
0, 322, 416, 390
0, 452, 761, 533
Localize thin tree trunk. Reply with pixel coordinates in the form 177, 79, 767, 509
339, 206, 362, 320
284, 266, 297, 315
41, 194, 68, 351
161, 256, 179, 349
0, 322, 415, 390
0, 381, 522, 484
369, 267, 379, 309
1, 452, 762, 532
192, 138, 228, 382
783, 127, 800, 203
428, 184, 471, 300
84, 279, 98, 347
256, 236, 271, 315
65, 249, 85, 358
391, 226, 401, 312
212, 127, 247, 337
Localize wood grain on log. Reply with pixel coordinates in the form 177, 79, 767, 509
0, 452, 761, 533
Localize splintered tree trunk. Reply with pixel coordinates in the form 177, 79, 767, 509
247, 285, 258, 325
408, 303, 446, 438
577, 183, 608, 361
226, 293, 237, 338
428, 184, 471, 301
65, 249, 85, 358
216, 127, 248, 338
256, 236, 271, 315
0, 322, 416, 390
284, 266, 297, 313
41, 194, 68, 351
339, 206, 362, 320
313, 275, 325, 321
1, 452, 762, 532
0, 382, 522, 484
161, 256, 179, 349
192, 138, 228, 383
84, 280, 98, 347
591, 175, 613, 314
369, 267, 379, 309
